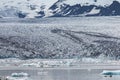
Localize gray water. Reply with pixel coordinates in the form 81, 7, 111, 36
0, 69, 120, 80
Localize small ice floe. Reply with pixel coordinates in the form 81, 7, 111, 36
101, 70, 120, 77
6, 72, 31, 80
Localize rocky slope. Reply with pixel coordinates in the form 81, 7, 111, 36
49, 0, 120, 17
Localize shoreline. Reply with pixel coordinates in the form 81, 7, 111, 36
0, 65, 120, 70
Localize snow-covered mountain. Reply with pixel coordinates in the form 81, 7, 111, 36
49, 0, 100, 17
0, 0, 58, 18
98, 1, 120, 16
49, 0, 120, 17
0, 0, 120, 18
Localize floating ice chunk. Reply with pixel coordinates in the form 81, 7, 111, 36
101, 70, 120, 77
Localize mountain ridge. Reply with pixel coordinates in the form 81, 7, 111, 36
0, 0, 120, 18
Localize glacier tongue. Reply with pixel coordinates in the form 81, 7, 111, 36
0, 17, 119, 59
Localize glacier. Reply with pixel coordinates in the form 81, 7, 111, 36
0, 17, 119, 59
